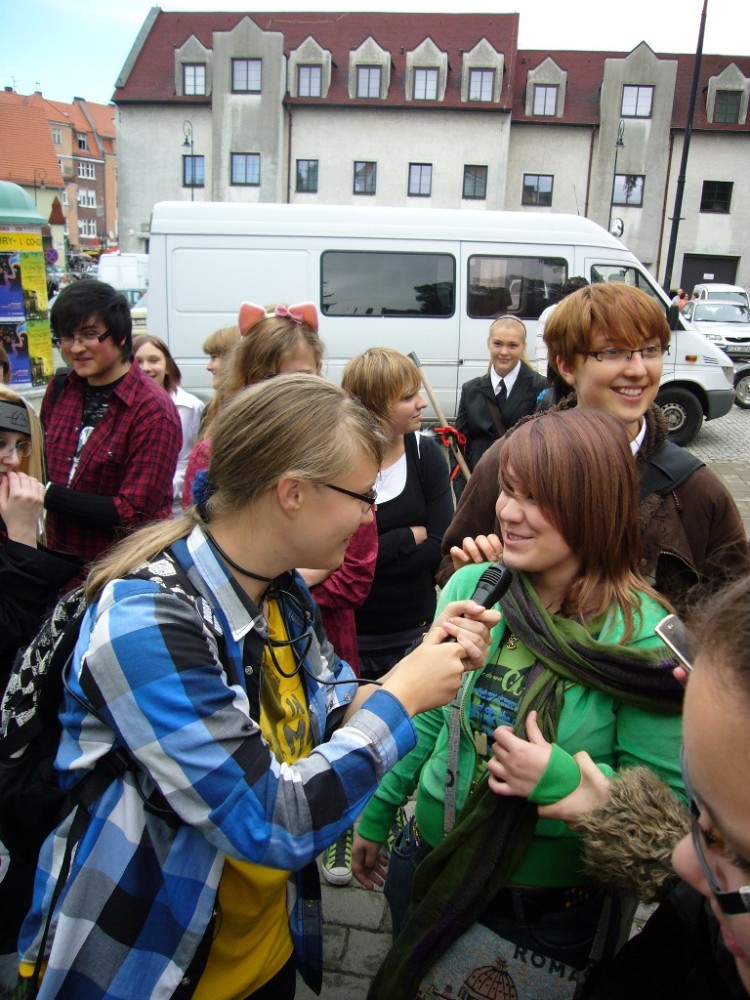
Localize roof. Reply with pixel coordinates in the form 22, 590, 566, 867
114, 10, 520, 109
114, 10, 750, 132
512, 47, 750, 130
0, 92, 64, 187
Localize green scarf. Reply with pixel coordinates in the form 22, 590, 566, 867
367, 571, 682, 1000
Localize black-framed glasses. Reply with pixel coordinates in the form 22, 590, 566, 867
682, 747, 750, 916
0, 437, 32, 459
323, 482, 378, 512
575, 345, 668, 364
53, 329, 111, 347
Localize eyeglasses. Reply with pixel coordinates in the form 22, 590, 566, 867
53, 329, 111, 347
0, 437, 32, 459
323, 482, 378, 512
682, 748, 750, 916
576, 346, 668, 364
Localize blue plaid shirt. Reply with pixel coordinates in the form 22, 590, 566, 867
20, 526, 417, 999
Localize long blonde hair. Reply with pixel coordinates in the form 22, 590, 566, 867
86, 375, 386, 600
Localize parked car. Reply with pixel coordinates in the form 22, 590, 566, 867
130, 291, 148, 330
691, 282, 750, 308
681, 299, 750, 359
733, 365, 750, 409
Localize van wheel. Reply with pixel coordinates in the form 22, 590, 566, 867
656, 387, 703, 445
734, 371, 750, 409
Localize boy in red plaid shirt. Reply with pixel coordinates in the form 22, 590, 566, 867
42, 280, 181, 573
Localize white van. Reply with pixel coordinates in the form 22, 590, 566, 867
146, 202, 734, 445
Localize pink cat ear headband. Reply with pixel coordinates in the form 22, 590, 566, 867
238, 302, 319, 337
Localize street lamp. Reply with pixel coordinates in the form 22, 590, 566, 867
33, 167, 47, 206
182, 120, 195, 202
608, 119, 625, 235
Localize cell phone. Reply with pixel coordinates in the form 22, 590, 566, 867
654, 614, 694, 673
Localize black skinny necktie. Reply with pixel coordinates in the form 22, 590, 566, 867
495, 379, 507, 409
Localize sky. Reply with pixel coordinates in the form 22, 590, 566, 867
2, 0, 749, 107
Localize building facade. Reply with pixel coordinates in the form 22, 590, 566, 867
0, 89, 117, 265
113, 8, 750, 291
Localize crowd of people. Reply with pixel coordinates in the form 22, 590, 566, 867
1, 277, 750, 1000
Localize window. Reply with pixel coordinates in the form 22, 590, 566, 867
183, 63, 206, 96
413, 68, 439, 101
77, 189, 96, 208
232, 58, 262, 93
321, 251, 455, 317
700, 180, 733, 213
590, 264, 663, 302
77, 162, 95, 179
469, 69, 494, 102
76, 132, 88, 151
522, 173, 553, 206
62, 189, 68, 206
297, 65, 322, 97
463, 165, 488, 200
621, 85, 653, 117
612, 174, 645, 206
52, 127, 62, 145
231, 153, 260, 186
296, 159, 319, 193
408, 163, 432, 197
353, 161, 377, 195
468, 255, 567, 320
183, 155, 205, 188
79, 219, 97, 238
715, 90, 741, 124
357, 65, 381, 99
533, 85, 558, 116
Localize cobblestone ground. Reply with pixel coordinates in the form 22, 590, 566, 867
690, 404, 750, 532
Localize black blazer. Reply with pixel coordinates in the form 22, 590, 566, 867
455, 364, 549, 471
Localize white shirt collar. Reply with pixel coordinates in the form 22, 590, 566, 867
631, 417, 648, 455
490, 360, 522, 396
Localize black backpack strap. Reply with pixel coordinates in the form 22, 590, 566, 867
639, 441, 704, 502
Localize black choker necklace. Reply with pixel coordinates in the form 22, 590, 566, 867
206, 532, 275, 583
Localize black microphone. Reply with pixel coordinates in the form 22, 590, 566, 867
470, 562, 514, 609
445, 562, 513, 642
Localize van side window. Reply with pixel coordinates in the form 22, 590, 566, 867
321, 251, 455, 317
467, 255, 566, 320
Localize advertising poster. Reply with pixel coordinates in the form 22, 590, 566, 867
0, 228, 52, 385
1, 320, 30, 384
0, 251, 23, 320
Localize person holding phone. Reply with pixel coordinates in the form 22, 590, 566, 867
575, 577, 750, 999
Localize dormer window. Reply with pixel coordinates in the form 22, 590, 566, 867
469, 69, 494, 102
298, 65, 322, 98
183, 64, 206, 96
533, 85, 558, 116
715, 90, 741, 123
357, 66, 381, 99
414, 68, 439, 101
